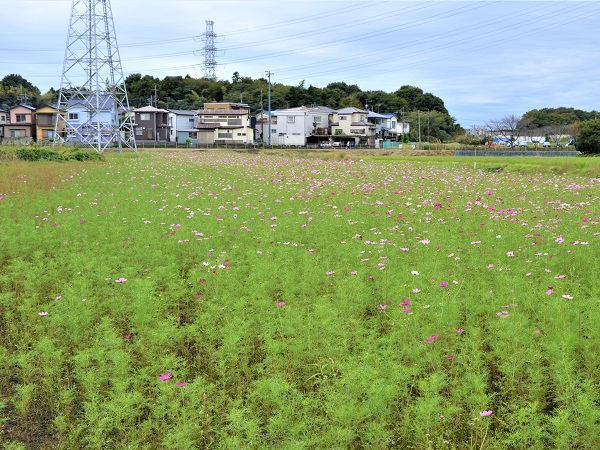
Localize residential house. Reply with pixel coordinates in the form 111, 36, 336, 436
254, 110, 277, 143
35, 105, 65, 142
4, 104, 36, 143
268, 106, 330, 146
195, 102, 254, 145
63, 95, 118, 145
367, 111, 412, 148
167, 109, 197, 144
331, 107, 375, 146
0, 109, 7, 141
380, 113, 410, 138
133, 105, 170, 142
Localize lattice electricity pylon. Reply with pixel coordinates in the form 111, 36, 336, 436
201, 21, 218, 81
54, 0, 136, 153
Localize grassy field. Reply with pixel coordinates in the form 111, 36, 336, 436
0, 149, 598, 449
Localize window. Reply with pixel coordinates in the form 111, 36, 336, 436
340, 116, 347, 120
16, 114, 27, 123
287, 116, 295, 123
312, 116, 322, 124
10, 130, 23, 137
392, 121, 396, 128
68, 113, 79, 121
359, 115, 365, 122
43, 130, 54, 139
140, 113, 150, 121
188, 118, 194, 123
0, 114, 5, 122
135, 129, 143, 136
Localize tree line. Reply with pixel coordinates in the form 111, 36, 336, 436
2, 72, 599, 151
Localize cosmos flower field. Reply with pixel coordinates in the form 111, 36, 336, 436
0, 150, 598, 449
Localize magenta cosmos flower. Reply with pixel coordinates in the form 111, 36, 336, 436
479, 410, 493, 417
158, 372, 172, 381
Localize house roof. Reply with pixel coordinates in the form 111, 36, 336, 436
311, 105, 336, 114
275, 106, 327, 115
67, 96, 114, 110
9, 104, 36, 111
367, 111, 388, 119
167, 109, 196, 116
337, 107, 368, 114
134, 105, 170, 113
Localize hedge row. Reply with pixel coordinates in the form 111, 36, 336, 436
0, 146, 105, 162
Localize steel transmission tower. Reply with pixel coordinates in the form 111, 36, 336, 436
200, 21, 218, 80
55, 0, 136, 153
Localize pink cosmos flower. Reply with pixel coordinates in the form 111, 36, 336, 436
378, 304, 387, 311
445, 355, 454, 360
546, 286, 554, 295
439, 281, 449, 288
176, 382, 188, 387
424, 333, 440, 343
158, 372, 172, 381
562, 294, 573, 300
455, 328, 464, 333
55, 295, 62, 300
38, 311, 49, 316
479, 410, 493, 417
277, 301, 286, 307
401, 299, 410, 306
535, 330, 541, 334
326, 271, 334, 275
402, 308, 411, 313
412, 288, 421, 293
124, 333, 132, 339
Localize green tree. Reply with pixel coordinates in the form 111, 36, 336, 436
576, 119, 600, 154
0, 74, 41, 107
394, 85, 448, 115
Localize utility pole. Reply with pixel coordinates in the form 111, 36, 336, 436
260, 88, 264, 149
418, 110, 421, 146
266, 70, 273, 146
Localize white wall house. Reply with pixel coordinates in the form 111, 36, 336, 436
380, 113, 410, 138
168, 110, 197, 144
65, 96, 117, 145
270, 106, 330, 146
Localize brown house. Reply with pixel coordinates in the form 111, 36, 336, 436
132, 105, 170, 141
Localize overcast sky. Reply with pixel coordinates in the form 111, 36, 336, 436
1, 0, 599, 127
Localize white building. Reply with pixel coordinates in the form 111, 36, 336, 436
168, 110, 197, 144
270, 106, 330, 146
